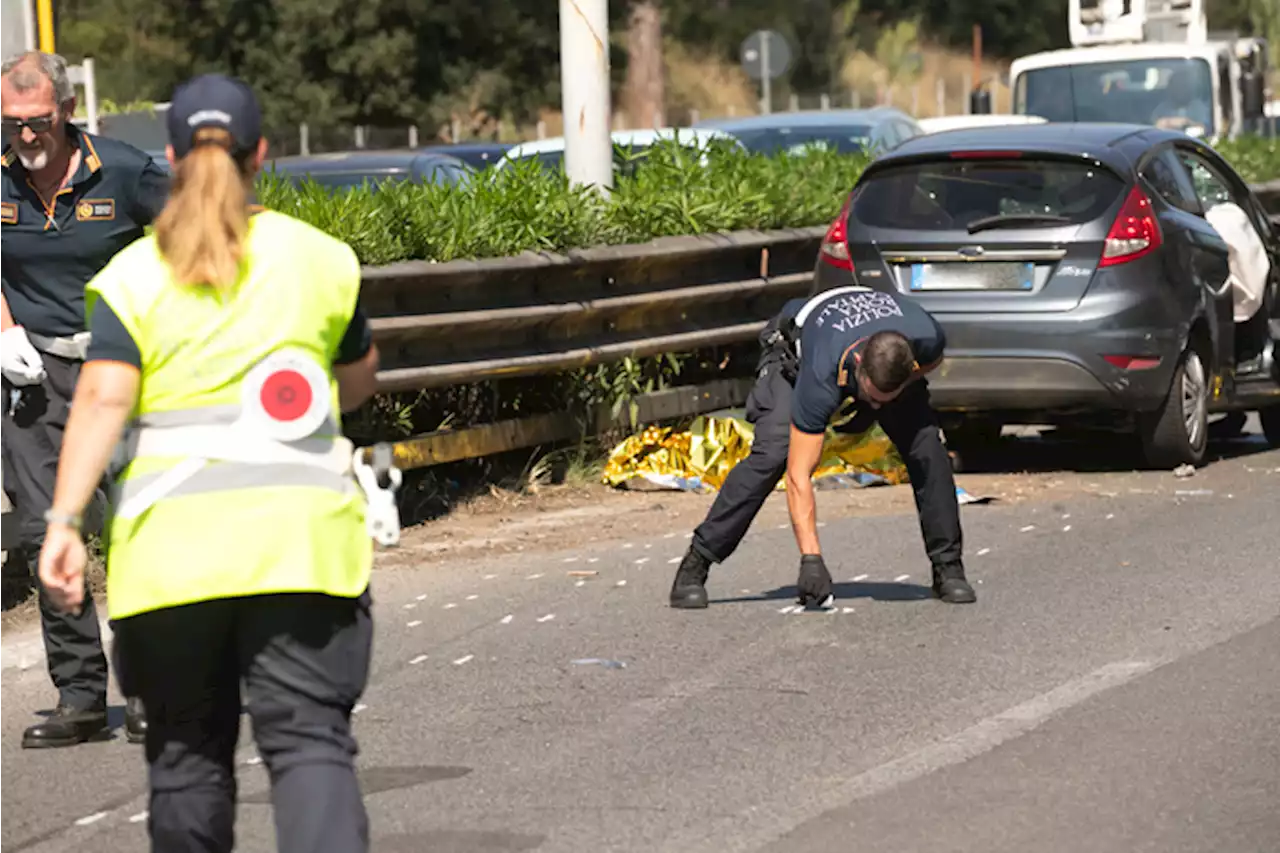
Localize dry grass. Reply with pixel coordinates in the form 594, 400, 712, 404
1, 542, 106, 634
841, 43, 1014, 117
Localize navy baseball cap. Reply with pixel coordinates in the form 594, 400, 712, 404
166, 73, 262, 158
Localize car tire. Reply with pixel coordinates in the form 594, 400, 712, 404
1260, 405, 1280, 448
1140, 347, 1209, 469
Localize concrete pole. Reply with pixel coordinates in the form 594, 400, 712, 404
559, 0, 613, 193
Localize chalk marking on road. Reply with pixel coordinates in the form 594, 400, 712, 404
75, 812, 108, 827
1106, 514, 1115, 520
245, 756, 263, 766
500, 614, 514, 624
407, 620, 422, 628
410, 654, 428, 665
588, 557, 600, 563
1063, 525, 1072, 532
976, 548, 991, 556
778, 605, 798, 614
1061, 513, 1071, 519
622, 543, 634, 549
576, 580, 586, 587
563, 556, 579, 563
537, 614, 556, 623
527, 573, 544, 580
466, 594, 479, 600
616, 580, 628, 587
353, 703, 368, 714
402, 603, 417, 610
443, 603, 458, 610
484, 574, 497, 580
453, 655, 474, 666
636, 557, 650, 565
893, 574, 910, 582
679, 658, 1159, 853
841, 607, 855, 614
1020, 525, 1036, 532
128, 811, 148, 824
415, 593, 427, 600
645, 543, 653, 549
852, 574, 869, 582
664, 532, 677, 538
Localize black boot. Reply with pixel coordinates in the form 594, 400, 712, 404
125, 696, 147, 744
22, 702, 109, 749
932, 561, 977, 604
669, 547, 711, 609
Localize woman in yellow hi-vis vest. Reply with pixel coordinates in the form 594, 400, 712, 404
38, 74, 384, 853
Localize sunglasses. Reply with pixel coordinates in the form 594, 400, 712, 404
2, 114, 57, 136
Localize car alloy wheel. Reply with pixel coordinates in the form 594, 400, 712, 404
1180, 349, 1208, 452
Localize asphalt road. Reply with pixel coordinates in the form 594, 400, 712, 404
3, 432, 1279, 853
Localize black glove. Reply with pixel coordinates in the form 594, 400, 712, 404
796, 554, 834, 608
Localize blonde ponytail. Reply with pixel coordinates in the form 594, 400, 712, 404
154, 127, 252, 289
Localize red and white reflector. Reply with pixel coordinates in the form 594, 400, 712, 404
240, 350, 332, 442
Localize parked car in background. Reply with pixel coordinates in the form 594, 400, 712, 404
810, 123, 1280, 466
695, 107, 923, 157
495, 127, 743, 175
264, 149, 472, 192
423, 142, 513, 171
917, 114, 1048, 134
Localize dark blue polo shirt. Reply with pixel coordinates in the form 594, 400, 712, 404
786, 288, 946, 434
1, 125, 170, 338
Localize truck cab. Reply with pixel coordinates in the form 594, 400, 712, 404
1007, 0, 1271, 141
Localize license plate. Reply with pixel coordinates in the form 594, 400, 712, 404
909, 262, 1035, 291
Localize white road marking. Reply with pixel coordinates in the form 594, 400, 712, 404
635, 557, 650, 565
128, 811, 148, 824
1020, 525, 1036, 532
75, 812, 109, 827
527, 573, 544, 580
443, 603, 457, 610
410, 654, 428, 665
700, 659, 1158, 853
1063, 525, 1072, 532
453, 655, 474, 666
852, 573, 869, 582
353, 703, 368, 714
415, 593, 427, 600
466, 594, 479, 600
537, 614, 556, 623
976, 548, 991, 556
894, 574, 910, 582
407, 620, 422, 628
500, 615, 514, 625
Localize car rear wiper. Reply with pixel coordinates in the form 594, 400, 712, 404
966, 214, 1072, 234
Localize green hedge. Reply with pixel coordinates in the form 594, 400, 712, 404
255, 135, 1280, 268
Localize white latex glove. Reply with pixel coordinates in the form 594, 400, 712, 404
1, 326, 47, 386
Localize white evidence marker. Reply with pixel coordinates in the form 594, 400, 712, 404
453, 655, 474, 666
500, 614, 514, 625
75, 812, 109, 827
537, 614, 556, 623
410, 654, 428, 665
977, 548, 991, 556
128, 811, 149, 824
894, 574, 910, 582
407, 620, 422, 628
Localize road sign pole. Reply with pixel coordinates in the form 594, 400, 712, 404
559, 0, 613, 194
761, 35, 772, 114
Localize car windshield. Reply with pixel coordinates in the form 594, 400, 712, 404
851, 158, 1127, 231
1016, 57, 1214, 132
724, 125, 873, 155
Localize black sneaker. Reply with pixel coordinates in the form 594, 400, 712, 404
669, 547, 711, 609
932, 562, 977, 604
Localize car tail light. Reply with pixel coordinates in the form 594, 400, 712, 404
820, 197, 854, 272
1103, 355, 1162, 370
1099, 187, 1162, 267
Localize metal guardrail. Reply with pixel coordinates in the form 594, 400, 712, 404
358, 179, 1280, 470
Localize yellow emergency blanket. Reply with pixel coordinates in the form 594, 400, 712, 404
602, 414, 907, 492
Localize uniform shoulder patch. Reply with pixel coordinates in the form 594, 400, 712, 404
76, 198, 116, 221
0, 201, 16, 224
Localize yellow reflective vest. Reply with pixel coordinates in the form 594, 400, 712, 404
85, 209, 373, 620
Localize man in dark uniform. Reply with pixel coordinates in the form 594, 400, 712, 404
1, 50, 169, 747
668, 285, 977, 608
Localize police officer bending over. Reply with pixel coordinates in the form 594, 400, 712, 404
669, 285, 977, 608
2, 49, 167, 747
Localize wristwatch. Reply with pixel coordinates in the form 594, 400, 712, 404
43, 508, 82, 530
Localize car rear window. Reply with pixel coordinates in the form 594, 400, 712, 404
850, 158, 1126, 231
